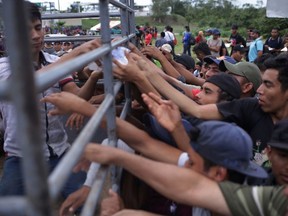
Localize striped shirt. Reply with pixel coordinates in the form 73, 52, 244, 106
219, 181, 287, 216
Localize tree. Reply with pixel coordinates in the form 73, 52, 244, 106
151, 0, 170, 23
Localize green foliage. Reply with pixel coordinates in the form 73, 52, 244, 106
82, 19, 99, 30
56, 21, 66, 28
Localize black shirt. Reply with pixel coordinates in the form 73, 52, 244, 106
217, 98, 274, 155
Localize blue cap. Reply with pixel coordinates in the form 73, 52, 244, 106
212, 28, 221, 35
191, 121, 267, 178
144, 116, 267, 179
204, 55, 237, 67
143, 113, 193, 147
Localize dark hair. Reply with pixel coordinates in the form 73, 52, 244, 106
193, 42, 211, 56
165, 25, 172, 32
264, 52, 288, 91
252, 29, 260, 35
185, 26, 190, 32
25, 1, 41, 22
254, 53, 273, 72
160, 32, 165, 38
231, 24, 238, 30
203, 157, 246, 184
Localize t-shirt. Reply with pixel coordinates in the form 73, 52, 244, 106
248, 38, 263, 62
0, 51, 73, 158
207, 38, 222, 57
219, 181, 287, 216
216, 98, 274, 158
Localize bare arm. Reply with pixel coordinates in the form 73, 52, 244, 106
41, 92, 181, 164
142, 92, 191, 152
141, 46, 181, 79
170, 60, 205, 86
138, 62, 222, 120
84, 144, 231, 216
161, 73, 199, 99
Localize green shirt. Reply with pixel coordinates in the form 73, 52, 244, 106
219, 181, 287, 216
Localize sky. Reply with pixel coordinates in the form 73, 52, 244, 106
30, 0, 268, 11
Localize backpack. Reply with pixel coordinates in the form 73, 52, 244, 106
189, 34, 196, 46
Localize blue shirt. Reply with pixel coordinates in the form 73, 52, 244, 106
248, 37, 263, 62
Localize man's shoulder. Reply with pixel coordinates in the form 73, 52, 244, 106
42, 51, 60, 63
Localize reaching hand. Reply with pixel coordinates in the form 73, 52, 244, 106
65, 113, 85, 130
142, 92, 182, 133
59, 186, 91, 216
41, 92, 93, 117
113, 52, 144, 83
141, 46, 164, 61
100, 189, 124, 216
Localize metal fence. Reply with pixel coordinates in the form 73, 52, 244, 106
0, 0, 135, 215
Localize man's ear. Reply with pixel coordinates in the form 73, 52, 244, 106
208, 166, 228, 182
242, 82, 253, 94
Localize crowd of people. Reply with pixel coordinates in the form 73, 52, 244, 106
1, 1, 288, 216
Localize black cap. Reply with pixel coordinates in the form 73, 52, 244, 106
205, 73, 241, 99
231, 24, 238, 30
268, 119, 288, 150
174, 54, 195, 70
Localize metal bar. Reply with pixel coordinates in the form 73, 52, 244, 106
0, 80, 10, 101
0, 197, 28, 216
81, 165, 109, 216
48, 94, 115, 199
109, 0, 134, 12
120, 0, 129, 37
99, 0, 117, 141
36, 44, 111, 92
44, 35, 98, 42
36, 35, 134, 94
1, 1, 51, 215
42, 12, 120, 19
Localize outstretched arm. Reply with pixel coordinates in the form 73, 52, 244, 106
137, 60, 222, 120
84, 144, 231, 216
42, 92, 182, 164
142, 92, 191, 152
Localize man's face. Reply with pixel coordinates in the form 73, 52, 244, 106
268, 147, 288, 185
63, 42, 72, 51
257, 69, 288, 113
251, 32, 258, 40
205, 63, 220, 79
212, 34, 219, 40
185, 148, 225, 181
29, 19, 44, 56
185, 149, 205, 174
233, 51, 245, 62
195, 82, 220, 105
53, 42, 62, 51
231, 28, 237, 34
271, 29, 279, 38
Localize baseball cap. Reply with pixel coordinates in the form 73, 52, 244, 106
219, 60, 262, 91
191, 121, 267, 178
143, 113, 193, 147
161, 43, 172, 53
205, 73, 241, 99
233, 44, 245, 53
268, 119, 288, 151
174, 54, 195, 70
144, 117, 268, 179
212, 28, 221, 35
204, 55, 237, 67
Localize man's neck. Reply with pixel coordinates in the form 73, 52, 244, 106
270, 105, 288, 124
32, 52, 40, 64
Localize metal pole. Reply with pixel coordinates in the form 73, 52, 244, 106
1, 1, 51, 215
